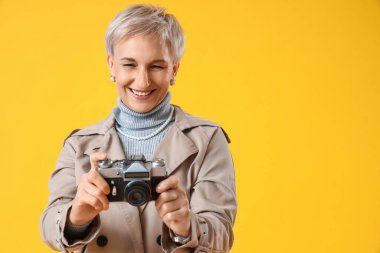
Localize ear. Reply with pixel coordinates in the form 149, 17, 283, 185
172, 62, 180, 77
107, 55, 115, 75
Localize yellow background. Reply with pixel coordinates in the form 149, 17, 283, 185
0, 0, 379, 252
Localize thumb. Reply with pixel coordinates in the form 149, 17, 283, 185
90, 152, 108, 171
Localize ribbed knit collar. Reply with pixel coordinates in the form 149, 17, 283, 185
113, 92, 173, 131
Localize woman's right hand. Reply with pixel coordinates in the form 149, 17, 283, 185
68, 152, 111, 226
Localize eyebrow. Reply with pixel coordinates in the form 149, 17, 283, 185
119, 57, 168, 64
120, 57, 136, 61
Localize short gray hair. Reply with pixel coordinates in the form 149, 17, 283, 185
105, 4, 185, 63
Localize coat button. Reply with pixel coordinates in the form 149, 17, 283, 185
97, 235, 108, 247
156, 234, 161, 246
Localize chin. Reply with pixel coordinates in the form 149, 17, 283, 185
121, 92, 164, 113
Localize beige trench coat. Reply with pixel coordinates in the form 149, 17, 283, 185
40, 105, 237, 253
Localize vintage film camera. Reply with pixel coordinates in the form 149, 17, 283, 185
97, 155, 167, 206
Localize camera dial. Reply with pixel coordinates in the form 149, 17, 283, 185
152, 158, 166, 168
98, 159, 114, 169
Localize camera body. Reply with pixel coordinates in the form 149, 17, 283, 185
97, 155, 167, 206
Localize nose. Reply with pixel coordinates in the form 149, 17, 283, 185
134, 68, 150, 89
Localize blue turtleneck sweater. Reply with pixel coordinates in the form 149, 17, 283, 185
113, 92, 175, 160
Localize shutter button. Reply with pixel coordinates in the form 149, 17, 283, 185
156, 234, 161, 246
97, 235, 108, 247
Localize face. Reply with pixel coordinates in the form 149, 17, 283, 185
108, 35, 179, 113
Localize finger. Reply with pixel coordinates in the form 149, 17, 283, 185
156, 175, 179, 193
155, 189, 179, 209
76, 190, 103, 211
157, 199, 181, 218
83, 182, 109, 210
87, 170, 111, 195
90, 152, 108, 171
162, 206, 190, 224
156, 192, 188, 217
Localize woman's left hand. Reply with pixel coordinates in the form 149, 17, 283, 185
155, 175, 191, 237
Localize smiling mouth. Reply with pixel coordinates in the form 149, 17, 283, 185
130, 88, 154, 96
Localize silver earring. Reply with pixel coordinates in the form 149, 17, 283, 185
110, 75, 116, 82
170, 78, 176, 86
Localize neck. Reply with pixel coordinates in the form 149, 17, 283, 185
112, 92, 175, 160
113, 93, 172, 131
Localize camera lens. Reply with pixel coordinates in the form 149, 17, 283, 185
130, 191, 144, 203
125, 181, 151, 206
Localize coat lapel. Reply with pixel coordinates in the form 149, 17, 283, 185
78, 113, 126, 161
100, 126, 126, 161
152, 122, 198, 176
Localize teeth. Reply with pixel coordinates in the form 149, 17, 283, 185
131, 89, 152, 96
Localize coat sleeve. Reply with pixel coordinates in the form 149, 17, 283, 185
39, 138, 101, 252
162, 127, 237, 253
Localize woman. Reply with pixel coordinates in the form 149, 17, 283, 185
40, 4, 237, 253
